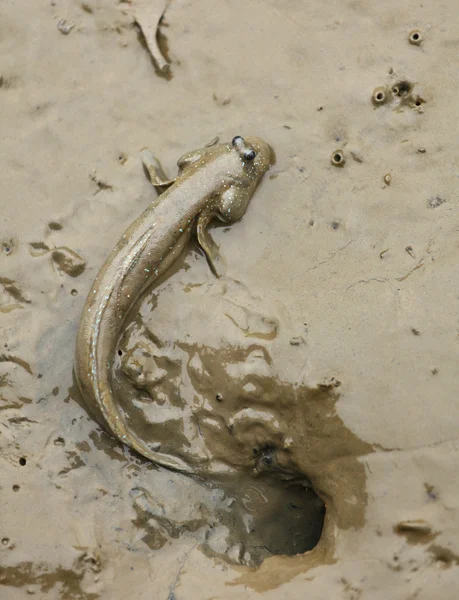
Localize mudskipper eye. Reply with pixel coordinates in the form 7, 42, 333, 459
232, 136, 243, 146
244, 150, 256, 161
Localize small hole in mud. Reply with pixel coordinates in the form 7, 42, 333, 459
118, 350, 123, 356
331, 151, 345, 167
71, 289, 78, 296
1, 538, 9, 546
409, 30, 422, 45
372, 86, 388, 106
48, 221, 62, 231
331, 221, 340, 230
12, 485, 20, 492
19, 457, 26, 466
393, 80, 412, 96
216, 393, 223, 402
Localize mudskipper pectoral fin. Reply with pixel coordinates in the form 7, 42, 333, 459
141, 149, 176, 193
197, 211, 226, 278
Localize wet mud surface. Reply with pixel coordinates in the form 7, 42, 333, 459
73, 255, 370, 570
111, 265, 332, 567
3, 0, 459, 598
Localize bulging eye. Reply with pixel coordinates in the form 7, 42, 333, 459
244, 150, 256, 161
232, 136, 243, 146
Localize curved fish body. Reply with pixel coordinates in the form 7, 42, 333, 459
74, 136, 272, 473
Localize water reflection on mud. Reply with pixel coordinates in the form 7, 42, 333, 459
78, 254, 371, 569
108, 270, 328, 566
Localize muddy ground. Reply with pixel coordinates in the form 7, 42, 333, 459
1, 0, 459, 598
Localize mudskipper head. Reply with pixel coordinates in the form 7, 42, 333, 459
217, 135, 273, 223
231, 135, 273, 174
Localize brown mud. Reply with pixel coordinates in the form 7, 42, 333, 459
2, 0, 459, 598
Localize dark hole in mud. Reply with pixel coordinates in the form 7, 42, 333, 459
118, 349, 123, 356
12, 485, 20, 492
131, 466, 326, 568
393, 80, 412, 96
376, 92, 384, 100
48, 221, 62, 231
19, 457, 26, 466
207, 470, 325, 567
